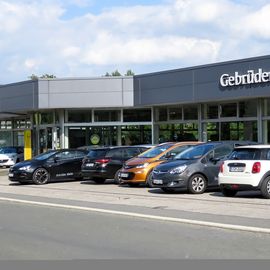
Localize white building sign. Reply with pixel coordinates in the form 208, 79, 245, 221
220, 68, 270, 87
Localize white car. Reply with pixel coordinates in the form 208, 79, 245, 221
218, 145, 270, 199
0, 146, 24, 167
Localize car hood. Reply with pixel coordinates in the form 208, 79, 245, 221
0, 153, 16, 158
154, 159, 196, 171
12, 159, 41, 169
125, 157, 156, 165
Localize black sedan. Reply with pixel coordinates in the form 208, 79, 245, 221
9, 149, 88, 185
150, 142, 242, 194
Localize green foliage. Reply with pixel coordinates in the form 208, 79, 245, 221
125, 69, 135, 76
104, 69, 135, 77
28, 74, 56, 80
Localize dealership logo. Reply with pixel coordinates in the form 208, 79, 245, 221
220, 68, 270, 87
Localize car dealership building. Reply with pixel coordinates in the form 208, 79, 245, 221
1, 55, 270, 154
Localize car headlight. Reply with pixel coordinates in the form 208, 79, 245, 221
19, 165, 32, 171
169, 165, 187, 175
135, 163, 150, 169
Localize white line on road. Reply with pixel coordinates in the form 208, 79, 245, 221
0, 196, 269, 234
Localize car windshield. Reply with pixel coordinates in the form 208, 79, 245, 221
229, 149, 261, 160
33, 151, 57, 160
0, 147, 17, 154
174, 144, 216, 160
138, 143, 174, 158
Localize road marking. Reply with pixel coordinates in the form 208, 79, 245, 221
0, 196, 269, 234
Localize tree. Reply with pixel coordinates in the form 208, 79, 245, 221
104, 69, 135, 77
125, 69, 135, 76
28, 74, 56, 80
111, 70, 122, 76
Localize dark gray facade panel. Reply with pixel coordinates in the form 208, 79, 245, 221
0, 81, 38, 113
134, 55, 270, 106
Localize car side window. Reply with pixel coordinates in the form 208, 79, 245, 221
213, 146, 232, 159
160, 145, 191, 159
75, 151, 87, 158
55, 151, 75, 160
266, 150, 270, 160
123, 148, 140, 159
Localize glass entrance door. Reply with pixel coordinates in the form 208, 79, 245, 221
39, 127, 52, 153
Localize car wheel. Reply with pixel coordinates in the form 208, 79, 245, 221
114, 169, 121, 184
92, 178, 106, 184
188, 174, 207, 194
161, 187, 175, 193
261, 177, 270, 199
32, 168, 50, 185
146, 171, 153, 187
220, 186, 238, 197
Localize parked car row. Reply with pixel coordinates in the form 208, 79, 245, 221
7, 141, 270, 199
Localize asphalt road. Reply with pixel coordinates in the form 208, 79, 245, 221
1, 168, 270, 259
0, 200, 270, 260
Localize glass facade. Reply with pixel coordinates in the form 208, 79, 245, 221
1, 98, 270, 152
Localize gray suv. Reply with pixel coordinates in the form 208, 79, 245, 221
150, 141, 255, 194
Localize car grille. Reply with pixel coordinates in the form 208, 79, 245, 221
0, 159, 9, 163
153, 169, 168, 174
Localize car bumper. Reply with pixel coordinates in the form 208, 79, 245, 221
0, 159, 15, 167
8, 170, 33, 183
81, 169, 109, 179
218, 174, 261, 187
150, 173, 188, 188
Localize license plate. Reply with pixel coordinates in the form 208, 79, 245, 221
120, 173, 129, 178
86, 163, 94, 167
229, 167, 244, 172
153, 179, 163, 185
8, 173, 14, 177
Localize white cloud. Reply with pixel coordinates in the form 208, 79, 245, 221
0, 0, 270, 84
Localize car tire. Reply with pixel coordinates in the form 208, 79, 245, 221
32, 168, 50, 185
146, 171, 153, 187
92, 178, 106, 184
188, 174, 207, 194
220, 186, 238, 197
261, 177, 270, 199
114, 169, 121, 184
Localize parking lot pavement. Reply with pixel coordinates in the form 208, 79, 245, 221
0, 174, 270, 230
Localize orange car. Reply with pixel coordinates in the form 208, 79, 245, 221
117, 141, 201, 186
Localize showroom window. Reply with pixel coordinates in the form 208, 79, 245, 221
66, 110, 92, 123
220, 103, 237, 118
155, 108, 167, 121
202, 104, 219, 119
239, 100, 257, 117
183, 105, 198, 120
168, 107, 182, 120
123, 109, 151, 122
94, 110, 121, 122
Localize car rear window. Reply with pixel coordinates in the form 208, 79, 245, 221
229, 149, 261, 160
87, 149, 108, 158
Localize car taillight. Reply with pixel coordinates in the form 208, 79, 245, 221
219, 162, 224, 173
252, 162, 261, 174
96, 158, 110, 164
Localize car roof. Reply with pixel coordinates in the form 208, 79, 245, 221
234, 144, 270, 149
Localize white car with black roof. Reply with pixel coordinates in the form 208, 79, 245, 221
218, 145, 270, 198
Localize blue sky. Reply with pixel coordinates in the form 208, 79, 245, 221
0, 0, 270, 83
